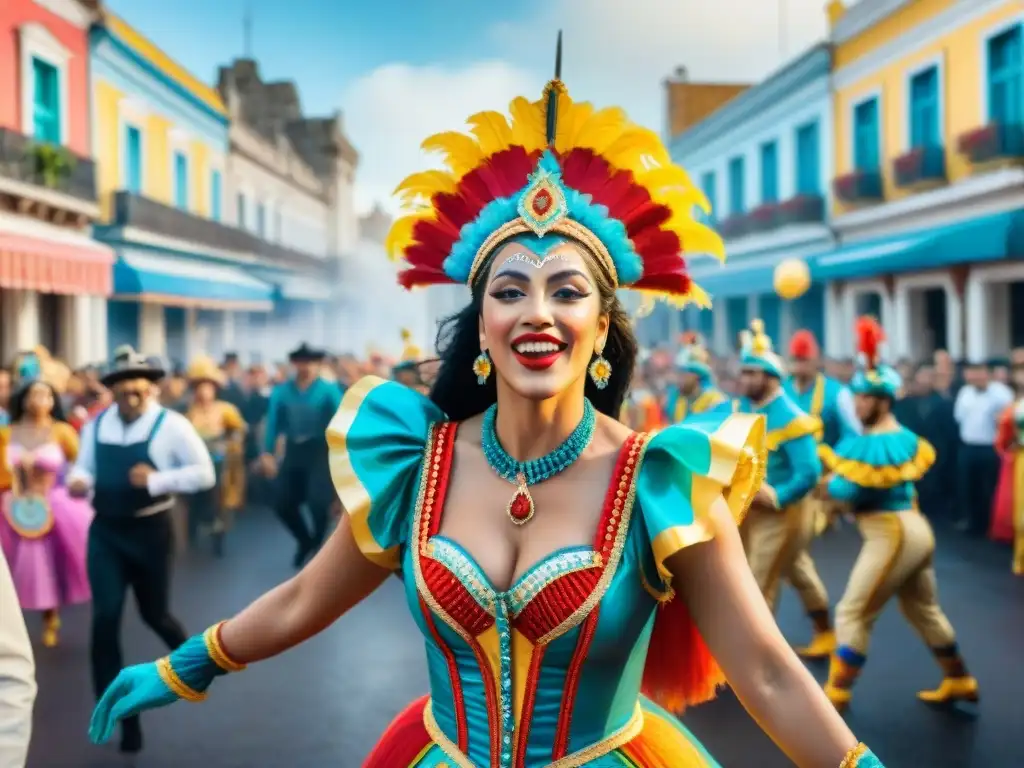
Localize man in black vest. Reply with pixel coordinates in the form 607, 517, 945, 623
68, 346, 215, 753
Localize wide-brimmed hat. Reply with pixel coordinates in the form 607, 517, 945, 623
100, 345, 166, 388
288, 343, 326, 362
186, 356, 226, 387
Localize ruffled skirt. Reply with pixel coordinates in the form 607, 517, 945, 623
364, 695, 720, 767
0, 488, 93, 610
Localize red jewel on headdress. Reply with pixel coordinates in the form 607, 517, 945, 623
532, 189, 552, 215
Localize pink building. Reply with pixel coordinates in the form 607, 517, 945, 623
0, 0, 112, 367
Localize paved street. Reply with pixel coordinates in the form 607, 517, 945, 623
27, 509, 1024, 767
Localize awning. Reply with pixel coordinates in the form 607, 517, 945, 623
815, 209, 1024, 282
251, 269, 334, 302
691, 254, 807, 299
112, 250, 274, 311
0, 231, 113, 296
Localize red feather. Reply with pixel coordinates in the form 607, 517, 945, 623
362, 695, 432, 768
397, 266, 455, 289
856, 316, 885, 364
789, 330, 819, 360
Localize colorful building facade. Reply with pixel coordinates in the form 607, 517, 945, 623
824, 0, 1024, 360
0, 0, 112, 367
667, 45, 835, 354
90, 12, 275, 366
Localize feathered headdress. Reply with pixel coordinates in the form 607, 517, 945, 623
384, 33, 722, 309
851, 316, 901, 398
399, 328, 422, 364
675, 332, 713, 380
739, 319, 786, 378
788, 330, 819, 361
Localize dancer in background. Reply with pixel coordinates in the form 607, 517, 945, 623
392, 329, 429, 394
0, 353, 92, 648
737, 320, 835, 660
260, 343, 341, 567
665, 333, 729, 424
991, 360, 1024, 574
184, 357, 247, 557
820, 317, 977, 710
69, 346, 214, 754
0, 545, 36, 768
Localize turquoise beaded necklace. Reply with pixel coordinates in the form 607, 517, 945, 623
481, 398, 596, 525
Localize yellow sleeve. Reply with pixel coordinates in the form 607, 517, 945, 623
53, 422, 80, 462
220, 402, 246, 432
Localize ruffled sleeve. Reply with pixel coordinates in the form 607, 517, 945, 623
326, 376, 444, 570
637, 410, 767, 583
819, 427, 935, 489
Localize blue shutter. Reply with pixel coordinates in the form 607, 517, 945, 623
700, 171, 716, 222
174, 152, 188, 209
988, 26, 1022, 124
795, 121, 820, 194
760, 141, 778, 203
909, 66, 940, 148
32, 58, 60, 143
210, 170, 222, 221
728, 157, 745, 215
854, 98, 880, 171
125, 125, 142, 193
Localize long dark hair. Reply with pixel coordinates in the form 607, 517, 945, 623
8, 380, 67, 424
429, 245, 637, 421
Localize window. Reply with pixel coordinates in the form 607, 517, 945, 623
700, 171, 716, 222
256, 203, 266, 237
853, 97, 881, 171
987, 25, 1022, 124
173, 151, 188, 210
32, 57, 60, 143
274, 208, 282, 241
909, 66, 940, 148
728, 156, 745, 215
237, 193, 246, 227
210, 169, 222, 221
795, 120, 820, 194
759, 141, 778, 203
124, 125, 142, 194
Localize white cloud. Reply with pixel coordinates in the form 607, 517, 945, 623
343, 0, 833, 215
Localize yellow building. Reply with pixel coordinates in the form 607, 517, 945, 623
818, 0, 1024, 363
90, 12, 274, 363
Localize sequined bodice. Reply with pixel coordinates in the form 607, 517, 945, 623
399, 422, 664, 768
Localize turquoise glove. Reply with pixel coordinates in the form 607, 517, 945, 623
89, 622, 244, 744
843, 744, 885, 767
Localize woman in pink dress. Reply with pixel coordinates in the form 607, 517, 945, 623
0, 354, 93, 646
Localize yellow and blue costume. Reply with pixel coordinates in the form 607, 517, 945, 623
736, 321, 835, 657
783, 330, 860, 448
664, 335, 729, 424
823, 318, 977, 711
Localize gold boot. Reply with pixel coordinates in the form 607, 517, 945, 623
797, 629, 837, 659
41, 612, 60, 648
917, 676, 979, 705
824, 653, 861, 712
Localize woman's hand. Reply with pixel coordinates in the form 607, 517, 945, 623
89, 663, 179, 744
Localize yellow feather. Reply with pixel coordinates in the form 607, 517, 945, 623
466, 111, 514, 157
508, 97, 546, 151
573, 106, 628, 155
638, 166, 695, 193
654, 187, 707, 216
393, 170, 457, 208
602, 127, 671, 170
553, 93, 592, 152
420, 132, 484, 178
669, 221, 726, 262
384, 213, 428, 261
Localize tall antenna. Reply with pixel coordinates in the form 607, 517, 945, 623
243, 1, 253, 58
545, 31, 563, 145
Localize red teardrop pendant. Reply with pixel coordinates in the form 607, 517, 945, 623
506, 472, 535, 525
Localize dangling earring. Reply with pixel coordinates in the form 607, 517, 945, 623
473, 350, 492, 385
589, 349, 612, 390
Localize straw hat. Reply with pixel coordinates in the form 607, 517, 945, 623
186, 355, 226, 387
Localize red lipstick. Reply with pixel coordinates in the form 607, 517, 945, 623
511, 333, 567, 371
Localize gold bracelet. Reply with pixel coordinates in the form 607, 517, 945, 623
156, 657, 207, 702
839, 743, 868, 768
204, 622, 247, 672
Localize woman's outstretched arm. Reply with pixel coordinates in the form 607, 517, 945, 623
219, 512, 391, 662
667, 499, 859, 767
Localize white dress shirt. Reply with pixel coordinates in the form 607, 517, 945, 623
69, 401, 216, 497
0, 552, 35, 768
954, 382, 1014, 446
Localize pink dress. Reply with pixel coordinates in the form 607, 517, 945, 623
0, 441, 93, 610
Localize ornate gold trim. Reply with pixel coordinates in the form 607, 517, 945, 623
156, 657, 206, 702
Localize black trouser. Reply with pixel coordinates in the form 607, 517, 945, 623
187, 461, 224, 543
274, 440, 333, 552
956, 443, 1000, 533
88, 513, 187, 720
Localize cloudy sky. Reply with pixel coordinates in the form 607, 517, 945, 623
106, 0, 837, 215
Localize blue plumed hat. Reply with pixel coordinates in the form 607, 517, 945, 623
739, 319, 786, 378
675, 332, 713, 381
850, 316, 902, 398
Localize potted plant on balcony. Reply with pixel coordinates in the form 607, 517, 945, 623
833, 170, 882, 204
717, 214, 749, 239
28, 143, 76, 190
777, 194, 824, 225
747, 203, 779, 233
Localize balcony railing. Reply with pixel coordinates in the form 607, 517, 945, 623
833, 169, 883, 205
0, 127, 97, 205
777, 194, 825, 225
957, 122, 1024, 164
718, 214, 750, 239
747, 203, 780, 233
893, 145, 946, 188
110, 191, 327, 269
